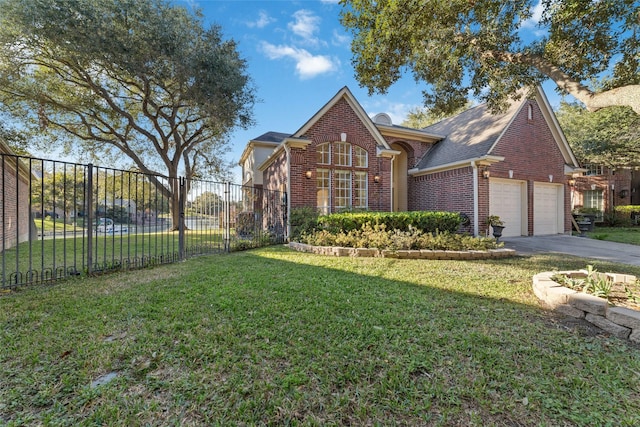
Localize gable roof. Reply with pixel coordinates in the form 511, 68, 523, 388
411, 86, 579, 174
292, 86, 393, 150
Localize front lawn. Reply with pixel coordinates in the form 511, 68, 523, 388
586, 226, 640, 245
1, 247, 639, 426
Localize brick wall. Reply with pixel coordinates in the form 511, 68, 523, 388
0, 155, 32, 250
284, 97, 397, 212
488, 100, 572, 234
410, 167, 476, 234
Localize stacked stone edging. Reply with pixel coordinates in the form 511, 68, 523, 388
533, 271, 640, 343
288, 242, 515, 260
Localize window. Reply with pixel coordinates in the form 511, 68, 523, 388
527, 104, 533, 121
314, 142, 370, 213
334, 142, 351, 166
316, 169, 330, 215
584, 164, 604, 176
317, 143, 330, 165
334, 170, 351, 210
354, 146, 368, 168
583, 190, 604, 221
354, 171, 368, 209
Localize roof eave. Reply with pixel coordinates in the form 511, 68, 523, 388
375, 124, 445, 142
409, 155, 505, 176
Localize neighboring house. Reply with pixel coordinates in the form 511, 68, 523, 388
0, 138, 35, 250
240, 86, 581, 237
571, 164, 640, 221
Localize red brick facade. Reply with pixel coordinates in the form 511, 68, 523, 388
0, 153, 32, 250
249, 86, 580, 237
487, 100, 572, 234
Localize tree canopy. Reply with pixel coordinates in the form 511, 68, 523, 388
0, 0, 255, 227
340, 0, 640, 115
556, 102, 640, 167
401, 102, 473, 129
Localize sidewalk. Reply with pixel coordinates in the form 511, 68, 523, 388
501, 235, 640, 266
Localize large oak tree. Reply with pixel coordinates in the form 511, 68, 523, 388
340, 0, 640, 115
0, 0, 255, 229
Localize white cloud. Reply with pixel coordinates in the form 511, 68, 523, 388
288, 9, 321, 44
522, 0, 544, 29
260, 42, 339, 79
247, 11, 275, 29
332, 29, 351, 47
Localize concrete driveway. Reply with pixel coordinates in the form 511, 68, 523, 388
501, 235, 640, 266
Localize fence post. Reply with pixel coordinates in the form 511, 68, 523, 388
178, 177, 186, 260
86, 163, 94, 275
224, 181, 230, 252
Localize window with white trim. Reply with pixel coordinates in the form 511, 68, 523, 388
584, 164, 604, 176
354, 171, 368, 209
317, 169, 330, 215
583, 190, 604, 221
334, 142, 351, 166
317, 143, 330, 165
354, 146, 368, 168
334, 170, 352, 210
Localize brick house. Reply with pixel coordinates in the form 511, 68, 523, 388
0, 137, 34, 250
240, 86, 581, 237
570, 164, 640, 222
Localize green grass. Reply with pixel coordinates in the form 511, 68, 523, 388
585, 227, 640, 245
2, 247, 640, 426
1, 230, 227, 287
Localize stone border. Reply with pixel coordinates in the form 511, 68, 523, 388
533, 271, 640, 343
288, 242, 515, 260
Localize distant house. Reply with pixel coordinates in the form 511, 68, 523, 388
570, 164, 640, 221
0, 138, 35, 250
240, 86, 581, 237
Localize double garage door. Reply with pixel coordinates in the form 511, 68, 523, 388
489, 179, 564, 236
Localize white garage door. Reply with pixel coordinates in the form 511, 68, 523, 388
534, 183, 563, 235
489, 180, 525, 237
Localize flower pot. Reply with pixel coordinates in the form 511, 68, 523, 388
491, 225, 505, 241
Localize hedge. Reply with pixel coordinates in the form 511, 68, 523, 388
316, 211, 463, 234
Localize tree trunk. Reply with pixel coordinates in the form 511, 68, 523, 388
169, 177, 182, 231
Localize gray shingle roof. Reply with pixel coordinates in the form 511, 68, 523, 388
415, 98, 523, 170
252, 131, 291, 143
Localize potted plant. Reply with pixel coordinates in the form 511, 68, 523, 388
487, 215, 505, 240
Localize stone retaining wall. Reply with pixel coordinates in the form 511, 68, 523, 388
533, 271, 640, 343
289, 242, 516, 260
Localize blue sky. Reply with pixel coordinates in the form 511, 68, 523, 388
185, 0, 558, 181
17, 0, 560, 180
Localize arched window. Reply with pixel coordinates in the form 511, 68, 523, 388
315, 142, 369, 213
527, 104, 533, 121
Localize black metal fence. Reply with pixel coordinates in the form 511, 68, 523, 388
0, 153, 287, 289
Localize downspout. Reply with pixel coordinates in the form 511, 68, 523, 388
390, 156, 395, 211
471, 161, 479, 236
283, 143, 292, 239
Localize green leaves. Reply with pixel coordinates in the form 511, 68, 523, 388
340, 0, 640, 115
556, 101, 640, 167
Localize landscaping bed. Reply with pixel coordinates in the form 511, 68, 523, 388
533, 267, 640, 343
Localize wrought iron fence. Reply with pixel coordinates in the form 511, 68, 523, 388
0, 153, 287, 289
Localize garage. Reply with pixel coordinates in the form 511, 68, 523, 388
489, 179, 526, 237
533, 183, 564, 235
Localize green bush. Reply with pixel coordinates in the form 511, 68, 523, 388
290, 206, 321, 241
317, 211, 462, 234
301, 223, 499, 251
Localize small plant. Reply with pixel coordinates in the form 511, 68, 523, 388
487, 215, 504, 226
624, 283, 640, 305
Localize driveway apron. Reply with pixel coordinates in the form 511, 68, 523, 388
501, 235, 640, 266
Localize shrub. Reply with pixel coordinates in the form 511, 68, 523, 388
301, 223, 499, 251
317, 211, 462, 234
290, 206, 320, 241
